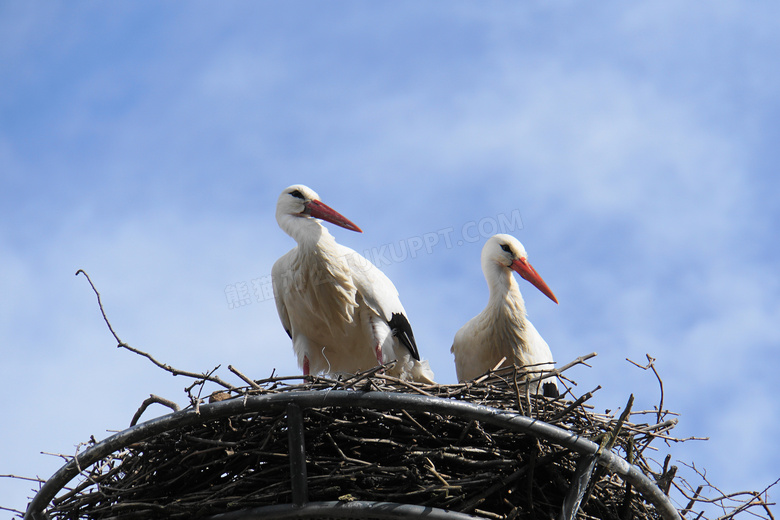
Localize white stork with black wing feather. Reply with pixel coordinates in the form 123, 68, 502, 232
451, 234, 558, 395
272, 184, 435, 383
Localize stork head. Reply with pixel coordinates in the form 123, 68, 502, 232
482, 234, 558, 304
276, 184, 362, 233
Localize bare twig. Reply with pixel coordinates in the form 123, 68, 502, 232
336, 362, 394, 390
490, 352, 598, 387
374, 373, 435, 397
512, 367, 525, 415
0, 474, 46, 483
627, 354, 664, 425
635, 418, 679, 433
474, 356, 508, 384
424, 457, 458, 489
549, 385, 601, 423
130, 394, 181, 426
681, 485, 704, 517
675, 462, 778, 519
76, 270, 237, 391
228, 365, 262, 390
655, 454, 676, 495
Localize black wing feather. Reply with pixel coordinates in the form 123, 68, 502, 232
388, 312, 420, 361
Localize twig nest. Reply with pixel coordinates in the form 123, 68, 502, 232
44, 370, 678, 520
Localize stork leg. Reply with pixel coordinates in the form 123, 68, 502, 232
369, 316, 395, 366
303, 356, 310, 376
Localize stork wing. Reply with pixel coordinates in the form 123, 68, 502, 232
271, 252, 294, 339
521, 320, 555, 367
343, 248, 421, 361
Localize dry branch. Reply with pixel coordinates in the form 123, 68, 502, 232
75, 269, 238, 391
130, 394, 181, 426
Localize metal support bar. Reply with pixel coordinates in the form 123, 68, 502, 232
207, 500, 483, 519
558, 454, 598, 520
286, 403, 308, 506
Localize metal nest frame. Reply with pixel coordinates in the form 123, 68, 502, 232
207, 500, 500, 519
24, 389, 681, 520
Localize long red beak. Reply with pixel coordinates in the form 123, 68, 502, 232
305, 199, 363, 233
510, 258, 559, 304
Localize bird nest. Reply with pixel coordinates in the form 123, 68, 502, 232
13, 272, 775, 520
33, 356, 689, 520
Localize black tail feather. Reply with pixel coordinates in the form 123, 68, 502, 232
388, 312, 420, 361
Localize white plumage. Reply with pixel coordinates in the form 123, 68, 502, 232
272, 184, 435, 383
451, 234, 558, 394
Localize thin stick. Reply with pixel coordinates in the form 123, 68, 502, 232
375, 373, 434, 397
627, 354, 664, 425
0, 474, 46, 483
635, 418, 678, 433
549, 385, 601, 423
228, 365, 262, 390
76, 270, 237, 391
474, 357, 508, 384
130, 394, 181, 426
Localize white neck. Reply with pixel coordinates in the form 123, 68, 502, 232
482, 259, 527, 319
277, 213, 334, 248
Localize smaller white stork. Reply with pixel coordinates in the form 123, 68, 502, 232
272, 184, 435, 383
451, 234, 558, 395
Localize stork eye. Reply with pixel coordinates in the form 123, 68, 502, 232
500, 244, 512, 253
290, 189, 305, 200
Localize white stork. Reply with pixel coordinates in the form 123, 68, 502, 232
451, 234, 558, 395
271, 184, 435, 383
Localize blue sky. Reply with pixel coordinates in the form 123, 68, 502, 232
2, 2, 778, 517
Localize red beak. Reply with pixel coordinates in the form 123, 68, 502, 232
510, 258, 559, 304
305, 199, 363, 233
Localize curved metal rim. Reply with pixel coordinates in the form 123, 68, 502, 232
206, 500, 483, 519
24, 390, 681, 520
